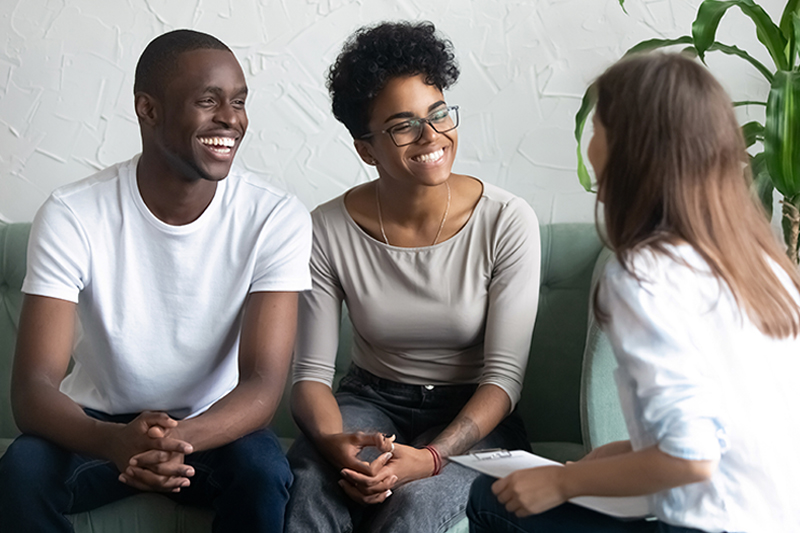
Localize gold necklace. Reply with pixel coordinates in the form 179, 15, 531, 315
375, 181, 451, 246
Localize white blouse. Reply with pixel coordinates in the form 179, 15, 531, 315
599, 244, 800, 533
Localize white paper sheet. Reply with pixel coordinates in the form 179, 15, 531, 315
450, 449, 651, 520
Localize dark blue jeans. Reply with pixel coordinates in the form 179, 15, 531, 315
285, 365, 531, 533
467, 475, 715, 533
0, 409, 292, 533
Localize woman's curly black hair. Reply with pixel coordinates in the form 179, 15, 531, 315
327, 21, 460, 139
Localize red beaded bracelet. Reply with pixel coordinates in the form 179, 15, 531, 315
424, 445, 442, 476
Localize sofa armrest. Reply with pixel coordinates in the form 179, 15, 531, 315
579, 247, 629, 451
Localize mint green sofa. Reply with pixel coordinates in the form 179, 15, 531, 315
0, 220, 626, 532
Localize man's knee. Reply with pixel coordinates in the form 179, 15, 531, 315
217, 429, 292, 493
0, 434, 69, 486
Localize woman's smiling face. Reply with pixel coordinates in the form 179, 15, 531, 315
356, 74, 457, 188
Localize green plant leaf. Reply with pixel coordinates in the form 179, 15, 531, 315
765, 70, 800, 197
793, 12, 800, 68
693, 0, 788, 70
750, 152, 774, 219
706, 41, 774, 81
575, 84, 597, 192
742, 120, 765, 147
779, 0, 800, 66
733, 100, 768, 106
624, 36, 694, 55
780, 0, 800, 36
618, 0, 627, 15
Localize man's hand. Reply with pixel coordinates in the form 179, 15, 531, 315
492, 465, 568, 517
109, 412, 194, 492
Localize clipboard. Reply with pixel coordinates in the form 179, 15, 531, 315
450, 449, 651, 520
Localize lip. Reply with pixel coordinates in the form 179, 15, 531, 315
409, 146, 447, 166
197, 132, 240, 161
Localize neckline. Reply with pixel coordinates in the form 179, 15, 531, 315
128, 155, 225, 235
340, 179, 486, 250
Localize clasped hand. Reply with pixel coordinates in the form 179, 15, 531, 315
110, 411, 194, 493
325, 433, 436, 505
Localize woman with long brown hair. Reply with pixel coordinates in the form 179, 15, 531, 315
467, 52, 800, 533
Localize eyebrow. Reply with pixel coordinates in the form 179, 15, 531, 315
202, 85, 249, 97
383, 100, 447, 124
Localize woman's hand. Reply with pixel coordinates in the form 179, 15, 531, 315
492, 465, 568, 517
317, 431, 394, 474
339, 442, 436, 504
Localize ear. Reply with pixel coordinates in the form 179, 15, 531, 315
354, 139, 378, 166
134, 92, 160, 126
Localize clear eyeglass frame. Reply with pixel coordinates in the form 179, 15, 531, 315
361, 105, 460, 147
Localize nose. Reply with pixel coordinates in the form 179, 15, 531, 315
418, 120, 439, 142
215, 100, 242, 128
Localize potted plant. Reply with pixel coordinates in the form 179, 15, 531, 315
575, 0, 800, 263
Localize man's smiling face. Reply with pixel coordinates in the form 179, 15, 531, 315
155, 48, 248, 183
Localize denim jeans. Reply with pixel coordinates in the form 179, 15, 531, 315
467, 475, 717, 533
285, 365, 531, 533
0, 409, 292, 533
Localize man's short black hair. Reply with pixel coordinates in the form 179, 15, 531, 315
327, 21, 460, 139
134, 29, 231, 97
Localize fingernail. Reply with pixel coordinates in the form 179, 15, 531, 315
118, 475, 126, 483
385, 452, 393, 460
385, 490, 393, 498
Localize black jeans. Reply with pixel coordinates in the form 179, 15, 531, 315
467, 474, 717, 533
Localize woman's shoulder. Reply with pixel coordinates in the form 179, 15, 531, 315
310, 191, 348, 223
601, 244, 716, 309
471, 180, 539, 230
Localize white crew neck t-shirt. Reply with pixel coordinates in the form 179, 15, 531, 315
23, 155, 312, 418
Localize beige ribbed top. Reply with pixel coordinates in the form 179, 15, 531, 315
293, 181, 540, 406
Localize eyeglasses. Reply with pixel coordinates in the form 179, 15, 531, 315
361, 105, 460, 147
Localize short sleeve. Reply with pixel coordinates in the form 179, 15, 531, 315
292, 208, 345, 387
22, 196, 91, 303
598, 259, 729, 461
250, 195, 312, 293
480, 198, 541, 408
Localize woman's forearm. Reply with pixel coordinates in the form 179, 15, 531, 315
290, 380, 344, 444
562, 445, 718, 498
430, 384, 510, 458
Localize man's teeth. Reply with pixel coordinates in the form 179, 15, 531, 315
199, 137, 235, 148
413, 148, 444, 163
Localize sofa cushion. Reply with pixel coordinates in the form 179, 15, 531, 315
0, 222, 28, 440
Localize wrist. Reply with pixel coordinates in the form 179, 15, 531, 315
559, 462, 582, 500
424, 445, 442, 476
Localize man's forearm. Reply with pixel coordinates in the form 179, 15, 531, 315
176, 374, 285, 452
12, 379, 119, 460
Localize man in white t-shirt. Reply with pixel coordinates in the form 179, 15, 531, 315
0, 30, 312, 532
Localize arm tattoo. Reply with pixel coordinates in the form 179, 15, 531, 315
430, 416, 481, 459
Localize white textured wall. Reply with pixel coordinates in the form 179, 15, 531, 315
0, 0, 784, 223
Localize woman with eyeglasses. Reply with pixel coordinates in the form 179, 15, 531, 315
284, 21, 540, 533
